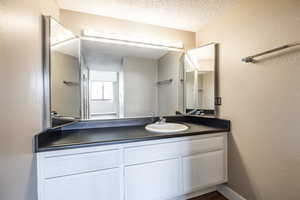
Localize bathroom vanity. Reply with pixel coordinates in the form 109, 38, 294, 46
35, 116, 230, 200
37, 16, 229, 200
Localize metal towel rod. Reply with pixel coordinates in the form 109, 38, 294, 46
242, 41, 300, 63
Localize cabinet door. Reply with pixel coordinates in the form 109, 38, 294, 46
43, 168, 121, 200
182, 150, 225, 194
125, 159, 180, 200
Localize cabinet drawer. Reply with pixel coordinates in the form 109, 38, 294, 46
43, 149, 121, 178
124, 142, 181, 165
43, 168, 121, 200
182, 136, 225, 156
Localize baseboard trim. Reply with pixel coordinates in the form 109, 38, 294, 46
217, 184, 247, 200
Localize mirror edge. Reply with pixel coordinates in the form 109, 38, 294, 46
42, 15, 51, 130
214, 42, 220, 117
42, 15, 81, 129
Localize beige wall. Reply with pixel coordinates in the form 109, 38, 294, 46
197, 0, 300, 199
0, 0, 59, 200
60, 9, 196, 50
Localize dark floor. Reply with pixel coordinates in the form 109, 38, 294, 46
189, 192, 228, 200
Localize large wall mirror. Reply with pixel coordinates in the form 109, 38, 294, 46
43, 16, 218, 128
80, 39, 184, 121
184, 43, 218, 115
43, 16, 186, 128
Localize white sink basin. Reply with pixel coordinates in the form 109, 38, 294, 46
145, 123, 189, 133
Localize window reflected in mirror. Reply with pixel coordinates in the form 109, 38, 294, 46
89, 71, 117, 119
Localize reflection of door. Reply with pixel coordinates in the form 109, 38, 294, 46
88, 71, 119, 119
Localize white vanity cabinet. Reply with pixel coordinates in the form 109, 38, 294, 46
37, 132, 227, 200
43, 168, 121, 200
181, 136, 227, 194
37, 146, 123, 200
125, 158, 181, 200
182, 151, 225, 194
124, 141, 183, 200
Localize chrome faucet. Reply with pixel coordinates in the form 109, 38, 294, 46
157, 116, 166, 124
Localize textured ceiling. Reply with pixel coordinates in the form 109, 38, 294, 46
57, 0, 236, 32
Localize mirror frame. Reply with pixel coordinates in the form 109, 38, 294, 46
42, 15, 51, 129
183, 42, 219, 116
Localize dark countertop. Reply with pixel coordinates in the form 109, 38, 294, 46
35, 116, 230, 152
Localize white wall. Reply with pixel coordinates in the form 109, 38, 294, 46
123, 57, 158, 117
158, 52, 184, 115
0, 0, 59, 200
51, 51, 80, 117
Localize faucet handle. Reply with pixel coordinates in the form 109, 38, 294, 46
159, 116, 166, 124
